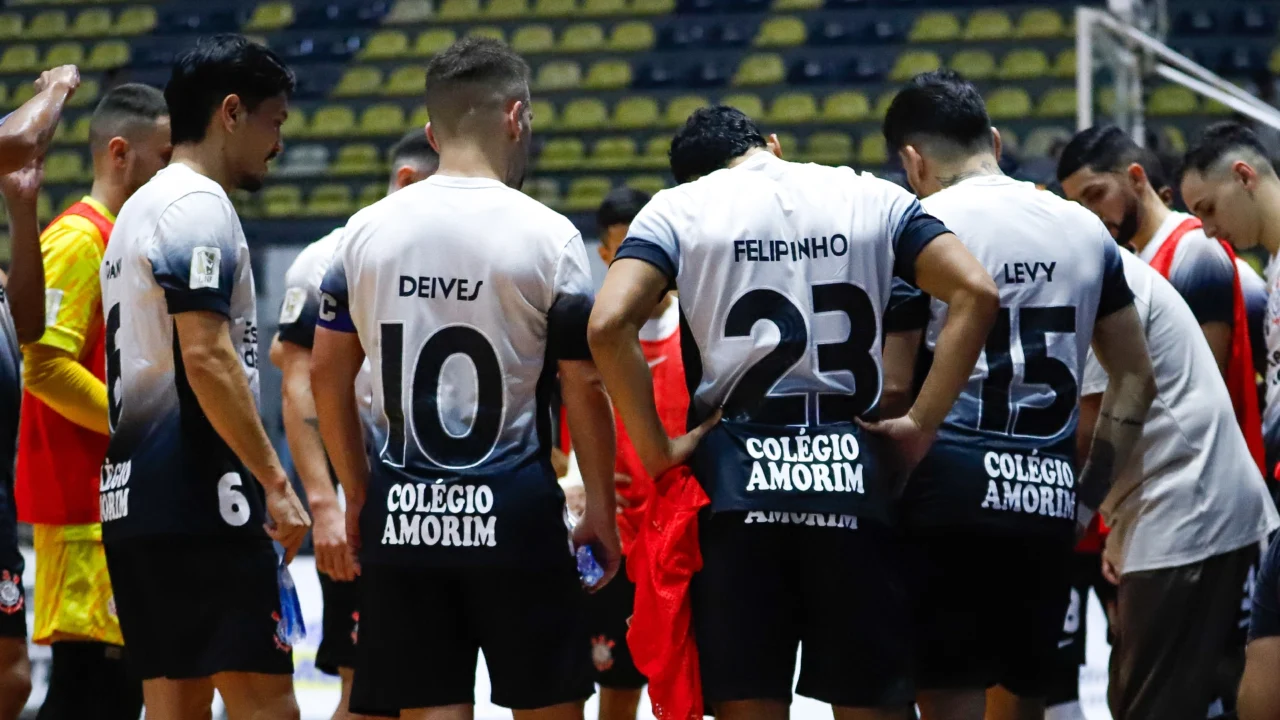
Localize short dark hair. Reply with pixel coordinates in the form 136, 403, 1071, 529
390, 128, 438, 169
1180, 121, 1275, 181
424, 37, 530, 136
165, 34, 295, 146
596, 187, 651, 232
882, 70, 992, 158
89, 83, 168, 152
1055, 125, 1165, 186
668, 105, 767, 184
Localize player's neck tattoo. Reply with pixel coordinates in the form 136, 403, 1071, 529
936, 159, 1002, 189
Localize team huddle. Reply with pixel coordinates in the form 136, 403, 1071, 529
0, 27, 1278, 720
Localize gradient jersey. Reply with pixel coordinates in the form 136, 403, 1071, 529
0, 289, 22, 529
99, 163, 265, 541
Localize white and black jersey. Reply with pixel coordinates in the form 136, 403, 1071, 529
99, 163, 266, 541
616, 152, 949, 523
318, 175, 594, 567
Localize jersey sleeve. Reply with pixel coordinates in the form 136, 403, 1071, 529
615, 192, 678, 282
35, 222, 105, 356
146, 192, 240, 316
1166, 236, 1235, 326
1097, 239, 1135, 319
317, 253, 355, 334
547, 234, 595, 361
884, 279, 931, 333
879, 179, 949, 285
1249, 532, 1280, 642
276, 255, 324, 349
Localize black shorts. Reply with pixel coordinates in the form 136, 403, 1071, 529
0, 497, 24, 639
1046, 551, 1114, 706
350, 559, 593, 714
691, 511, 913, 709
316, 573, 359, 676
908, 531, 1073, 698
104, 535, 294, 680
586, 556, 645, 690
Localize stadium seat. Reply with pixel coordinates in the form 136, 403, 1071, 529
408, 106, 430, 130
804, 132, 854, 166
533, 0, 577, 17
872, 91, 896, 119
1052, 49, 1076, 79
538, 138, 586, 170
36, 193, 52, 224
997, 49, 1049, 80
70, 8, 112, 37
85, 41, 130, 71
362, 30, 410, 59
44, 152, 86, 184
438, 0, 482, 20
637, 136, 669, 169
114, 7, 158, 35
909, 12, 961, 42
384, 66, 425, 96
559, 98, 608, 131
485, 0, 528, 19
563, 176, 612, 212
64, 116, 92, 148
583, 0, 628, 15
281, 109, 308, 138
45, 43, 86, 69
306, 185, 353, 217
66, 79, 99, 109
985, 87, 1033, 120
6, 84, 34, 112
787, 57, 829, 85
664, 95, 708, 127
890, 51, 942, 82
467, 26, 506, 43
583, 60, 632, 90
720, 92, 765, 119
512, 25, 556, 54
688, 59, 730, 88
333, 67, 382, 97
609, 21, 655, 52
0, 14, 20, 41
534, 61, 582, 91
631, 0, 675, 14
821, 91, 870, 123
859, 134, 888, 166
415, 28, 458, 56
1161, 125, 1187, 153
1235, 7, 1275, 36
586, 137, 636, 170
1175, 10, 1216, 36
530, 99, 557, 130
612, 96, 660, 129
244, 1, 294, 31
561, 23, 606, 52
359, 104, 406, 136
1202, 97, 1232, 116
810, 17, 850, 46
732, 54, 785, 86
963, 10, 1013, 41
523, 178, 561, 206
1147, 85, 1198, 116
950, 49, 996, 80
1015, 9, 1063, 39
769, 92, 818, 124
716, 20, 752, 47
331, 144, 382, 176
1036, 87, 1076, 118
1219, 47, 1264, 76
263, 185, 303, 218
625, 175, 666, 196
1024, 127, 1071, 158
27, 11, 68, 40
276, 144, 329, 176
357, 183, 385, 209
866, 17, 907, 44
1271, 47, 1280, 75
754, 16, 807, 47
311, 105, 357, 137
0, 46, 39, 74
1097, 86, 1116, 116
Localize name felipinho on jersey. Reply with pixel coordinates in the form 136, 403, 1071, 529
380, 482, 497, 548
743, 433, 865, 494
100, 460, 133, 522
979, 451, 1077, 520
732, 235, 851, 264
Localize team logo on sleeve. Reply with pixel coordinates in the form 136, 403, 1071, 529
189, 247, 221, 290
0, 571, 22, 615
279, 287, 307, 324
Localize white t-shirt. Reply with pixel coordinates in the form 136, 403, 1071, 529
1082, 250, 1279, 574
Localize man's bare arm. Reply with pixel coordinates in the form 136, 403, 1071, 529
1239, 638, 1280, 720
311, 327, 369, 512
271, 337, 339, 511
559, 358, 621, 586
1200, 321, 1231, 379
0, 161, 47, 343
881, 329, 922, 419
0, 66, 78, 175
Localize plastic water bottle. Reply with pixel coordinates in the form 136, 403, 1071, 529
563, 506, 605, 587
274, 544, 306, 644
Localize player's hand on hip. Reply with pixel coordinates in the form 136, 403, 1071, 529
651, 409, 722, 477
1101, 553, 1121, 586
573, 504, 621, 591
312, 500, 356, 582
264, 478, 311, 564
34, 65, 79, 95
857, 413, 936, 477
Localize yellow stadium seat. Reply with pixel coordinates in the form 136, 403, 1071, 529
530, 99, 557, 130
44, 151, 85, 183
1052, 49, 1076, 79
720, 92, 765, 120
583, 0, 626, 15
997, 49, 1049, 80
769, 92, 817, 124
1162, 125, 1187, 153
805, 132, 854, 166
1015, 9, 1064, 39
609, 20, 655, 52
533, 0, 576, 17
306, 184, 353, 217
6, 85, 34, 112
65, 114, 92, 144
37, 193, 53, 224
1148, 86, 1198, 116
66, 78, 98, 109
438, 0, 481, 20
872, 91, 895, 119
859, 135, 888, 166
27, 11, 67, 40
909, 11, 961, 42
822, 91, 870, 123
362, 30, 410, 60
772, 0, 821, 9
69, 8, 111, 37
386, 0, 433, 25
415, 29, 457, 57
559, 98, 608, 131
1036, 87, 1076, 118
664, 95, 708, 127
1098, 87, 1116, 116
964, 10, 1013, 41
563, 176, 612, 212
890, 50, 942, 82
625, 174, 666, 196
1271, 47, 1280, 75
244, 1, 294, 31
0, 14, 22, 41
732, 54, 785, 86
1024, 127, 1071, 158
534, 61, 581, 91
358, 183, 385, 209
637, 136, 668, 169
114, 6, 156, 35
311, 106, 357, 137
408, 106, 430, 130
331, 144, 382, 175
359, 104, 406, 136
383, 66, 425, 96
45, 43, 85, 68
1203, 97, 1233, 116
950, 49, 996, 80
333, 67, 383, 97
561, 23, 605, 52
85, 41, 130, 70
0, 85, 8, 112
587, 137, 636, 170
754, 16, 806, 47
631, 0, 673, 12
485, 0, 528, 19
512, 25, 555, 54
985, 87, 1033, 119
0, 46, 39, 74
523, 178, 560, 206
613, 96, 659, 129
467, 26, 506, 42
583, 60, 631, 90
538, 138, 585, 171
281, 109, 307, 138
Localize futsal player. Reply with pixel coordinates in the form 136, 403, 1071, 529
98, 35, 309, 720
